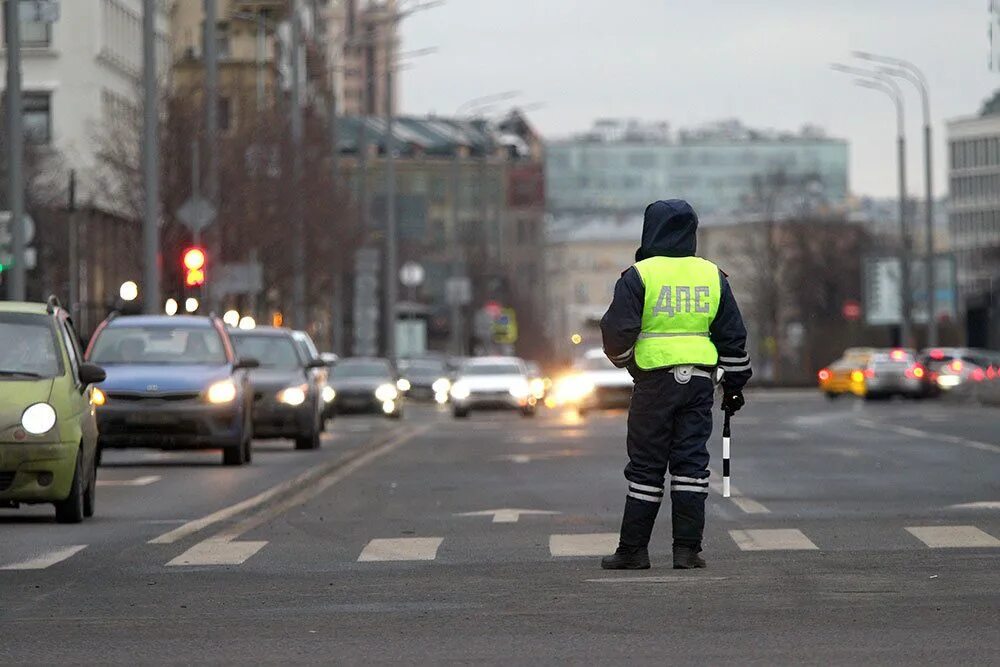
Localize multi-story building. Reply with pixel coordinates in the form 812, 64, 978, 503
329, 0, 397, 117
546, 119, 849, 218
0, 0, 170, 328
947, 107, 1000, 347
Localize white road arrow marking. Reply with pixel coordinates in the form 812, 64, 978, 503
456, 508, 561, 523
97, 475, 161, 487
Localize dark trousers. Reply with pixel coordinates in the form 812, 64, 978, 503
617, 371, 714, 550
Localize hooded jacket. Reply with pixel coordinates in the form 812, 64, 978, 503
600, 199, 752, 390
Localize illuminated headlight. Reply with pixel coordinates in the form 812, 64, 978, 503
382, 399, 396, 414
278, 385, 307, 406
374, 383, 399, 402
92, 387, 107, 407
450, 381, 471, 400
432, 377, 451, 394
321, 386, 336, 404
396, 378, 411, 392
21, 403, 57, 435
937, 374, 961, 388
509, 380, 531, 399
434, 392, 449, 405
207, 380, 238, 404
530, 378, 546, 399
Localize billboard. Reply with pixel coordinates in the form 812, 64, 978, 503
863, 255, 957, 326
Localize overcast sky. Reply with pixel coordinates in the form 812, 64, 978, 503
400, 0, 1000, 199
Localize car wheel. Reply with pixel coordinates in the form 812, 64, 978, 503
521, 406, 536, 418
83, 454, 97, 518
824, 392, 839, 401
95, 443, 104, 467
453, 407, 469, 419
55, 451, 85, 524
295, 411, 322, 450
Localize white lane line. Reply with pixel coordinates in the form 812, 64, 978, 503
550, 533, 619, 557
729, 529, 818, 551
854, 419, 1000, 455
97, 475, 161, 487
708, 480, 771, 514
587, 576, 730, 584
948, 501, 1000, 511
358, 537, 443, 562
167, 539, 268, 566
1, 545, 88, 571
150, 425, 426, 544
905, 526, 1000, 548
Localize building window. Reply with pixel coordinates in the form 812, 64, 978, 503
23, 92, 51, 144
2, 3, 51, 47
218, 97, 231, 132
215, 21, 230, 58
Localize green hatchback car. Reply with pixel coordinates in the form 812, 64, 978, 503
0, 298, 106, 523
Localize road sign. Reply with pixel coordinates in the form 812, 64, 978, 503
863, 256, 957, 326
492, 307, 518, 344
209, 262, 264, 299
399, 261, 425, 288
0, 212, 35, 245
0, 247, 36, 270
842, 300, 862, 321
445, 277, 471, 306
353, 248, 380, 357
176, 196, 217, 233
455, 509, 561, 524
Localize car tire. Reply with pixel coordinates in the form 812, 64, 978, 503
83, 454, 97, 518
95, 443, 104, 467
824, 392, 839, 401
55, 452, 86, 524
295, 409, 322, 451
453, 407, 469, 419
521, 406, 536, 418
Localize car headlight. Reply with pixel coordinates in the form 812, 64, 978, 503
509, 379, 531, 399
207, 379, 238, 404
21, 403, 57, 435
530, 378, 546, 399
278, 385, 307, 406
450, 381, 471, 400
374, 383, 398, 402
92, 387, 107, 407
321, 386, 336, 403
432, 377, 451, 394
937, 374, 961, 388
396, 378, 411, 392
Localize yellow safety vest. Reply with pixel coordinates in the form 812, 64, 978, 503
633, 256, 721, 370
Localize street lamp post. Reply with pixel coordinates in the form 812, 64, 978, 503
142, 0, 161, 314
855, 52, 937, 346
832, 64, 913, 348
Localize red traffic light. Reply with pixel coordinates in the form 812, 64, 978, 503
182, 247, 206, 287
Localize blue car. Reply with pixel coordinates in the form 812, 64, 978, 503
85, 314, 258, 466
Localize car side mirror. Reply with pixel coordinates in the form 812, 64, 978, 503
79, 363, 107, 385
306, 359, 327, 369
234, 357, 261, 370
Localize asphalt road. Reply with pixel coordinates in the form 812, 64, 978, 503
1, 391, 998, 665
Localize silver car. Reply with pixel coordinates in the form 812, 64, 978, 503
449, 357, 537, 418
863, 349, 922, 400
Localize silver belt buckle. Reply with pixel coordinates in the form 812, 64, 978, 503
673, 365, 693, 384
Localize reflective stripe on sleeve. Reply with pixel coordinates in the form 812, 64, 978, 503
720, 362, 752, 372
610, 346, 634, 362
719, 354, 750, 364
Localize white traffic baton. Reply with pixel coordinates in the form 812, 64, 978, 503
722, 410, 732, 498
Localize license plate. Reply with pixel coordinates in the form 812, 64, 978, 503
127, 413, 176, 426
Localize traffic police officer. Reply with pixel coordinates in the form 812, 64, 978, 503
600, 199, 752, 570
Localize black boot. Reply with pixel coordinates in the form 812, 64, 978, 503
672, 545, 706, 569
671, 489, 707, 568
602, 495, 660, 569
601, 545, 650, 570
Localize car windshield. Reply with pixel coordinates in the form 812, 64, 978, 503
577, 356, 615, 371
0, 312, 62, 378
90, 326, 227, 365
400, 360, 446, 377
462, 363, 522, 376
231, 334, 302, 369
332, 360, 391, 378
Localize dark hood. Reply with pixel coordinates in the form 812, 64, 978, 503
635, 199, 699, 261
248, 368, 308, 391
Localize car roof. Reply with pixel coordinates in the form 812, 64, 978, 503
230, 326, 292, 337
0, 301, 52, 315
106, 315, 215, 328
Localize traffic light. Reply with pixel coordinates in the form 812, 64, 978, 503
183, 247, 207, 288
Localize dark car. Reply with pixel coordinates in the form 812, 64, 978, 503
917, 347, 1000, 397
329, 357, 403, 418
230, 327, 327, 450
86, 315, 257, 466
398, 357, 452, 403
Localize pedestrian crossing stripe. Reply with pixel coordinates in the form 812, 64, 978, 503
905, 526, 1000, 548
358, 537, 443, 562
729, 529, 818, 551
0, 545, 88, 570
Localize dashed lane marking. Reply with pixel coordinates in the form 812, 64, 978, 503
905, 525, 1000, 548
729, 529, 818, 551
358, 537, 443, 562
167, 539, 268, 566
549, 533, 618, 557
0, 545, 88, 571
854, 419, 1000, 455
587, 576, 730, 583
97, 475, 161, 487
947, 501, 1000, 511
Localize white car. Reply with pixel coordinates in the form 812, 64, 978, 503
556, 350, 633, 413
449, 357, 537, 418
